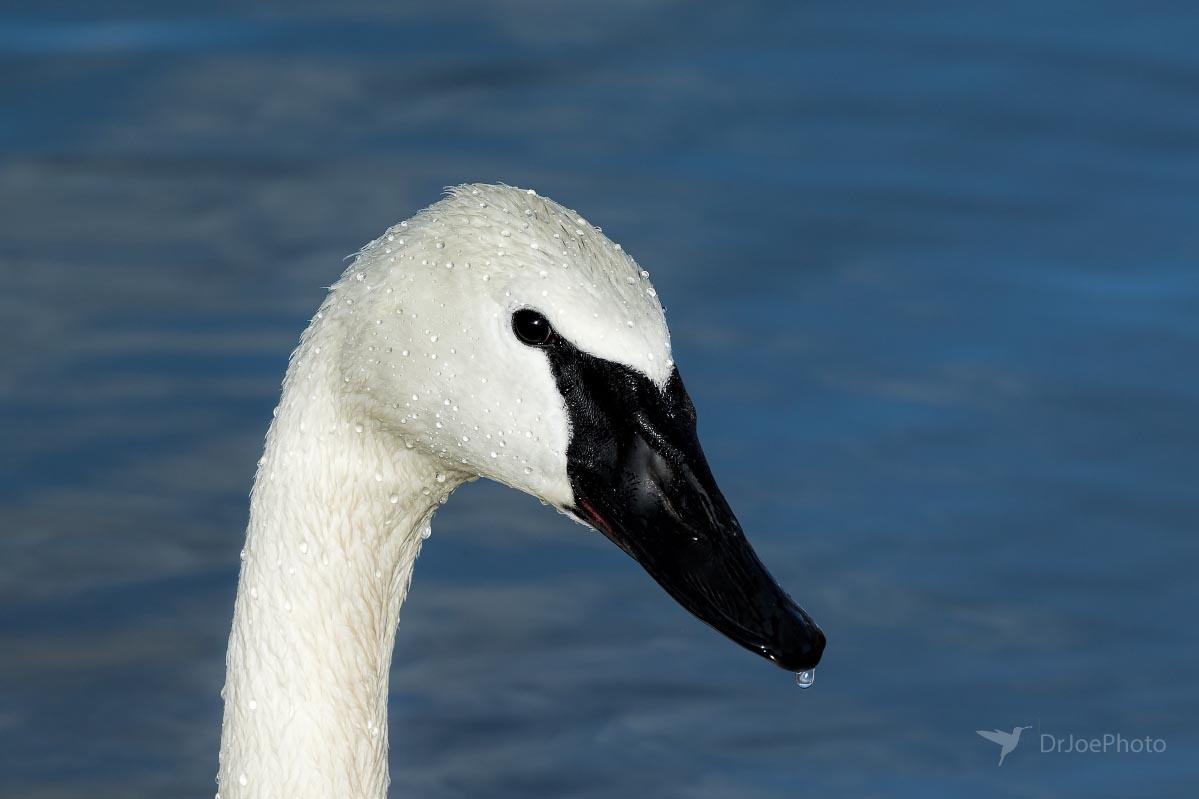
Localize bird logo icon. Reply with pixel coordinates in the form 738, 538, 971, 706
976, 725, 1033, 765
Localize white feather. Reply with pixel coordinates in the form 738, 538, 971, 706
216, 184, 672, 798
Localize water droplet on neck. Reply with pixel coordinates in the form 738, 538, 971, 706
795, 669, 816, 689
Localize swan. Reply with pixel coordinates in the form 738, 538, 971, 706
216, 184, 825, 798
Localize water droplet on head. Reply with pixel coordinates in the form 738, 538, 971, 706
795, 669, 816, 689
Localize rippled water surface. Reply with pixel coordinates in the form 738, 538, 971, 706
2, 3, 1198, 797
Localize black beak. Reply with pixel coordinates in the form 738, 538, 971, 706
546, 345, 826, 673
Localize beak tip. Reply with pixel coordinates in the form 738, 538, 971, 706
764, 617, 826, 672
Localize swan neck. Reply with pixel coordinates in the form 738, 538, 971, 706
217, 336, 460, 799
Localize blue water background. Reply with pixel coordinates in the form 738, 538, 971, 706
1, 2, 1197, 797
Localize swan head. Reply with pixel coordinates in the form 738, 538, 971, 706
327, 183, 824, 672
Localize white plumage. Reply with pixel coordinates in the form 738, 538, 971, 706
217, 184, 672, 798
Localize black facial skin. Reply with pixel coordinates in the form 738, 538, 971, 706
513, 310, 826, 672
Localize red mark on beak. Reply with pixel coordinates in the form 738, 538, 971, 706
578, 499, 617, 540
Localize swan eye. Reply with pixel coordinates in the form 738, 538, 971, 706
512, 309, 554, 346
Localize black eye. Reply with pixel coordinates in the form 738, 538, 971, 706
512, 309, 554, 346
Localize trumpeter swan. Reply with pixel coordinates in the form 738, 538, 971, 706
216, 184, 825, 798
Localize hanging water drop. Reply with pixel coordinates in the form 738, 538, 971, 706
795, 669, 816, 689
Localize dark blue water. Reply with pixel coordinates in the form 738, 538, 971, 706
2, 3, 1197, 797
